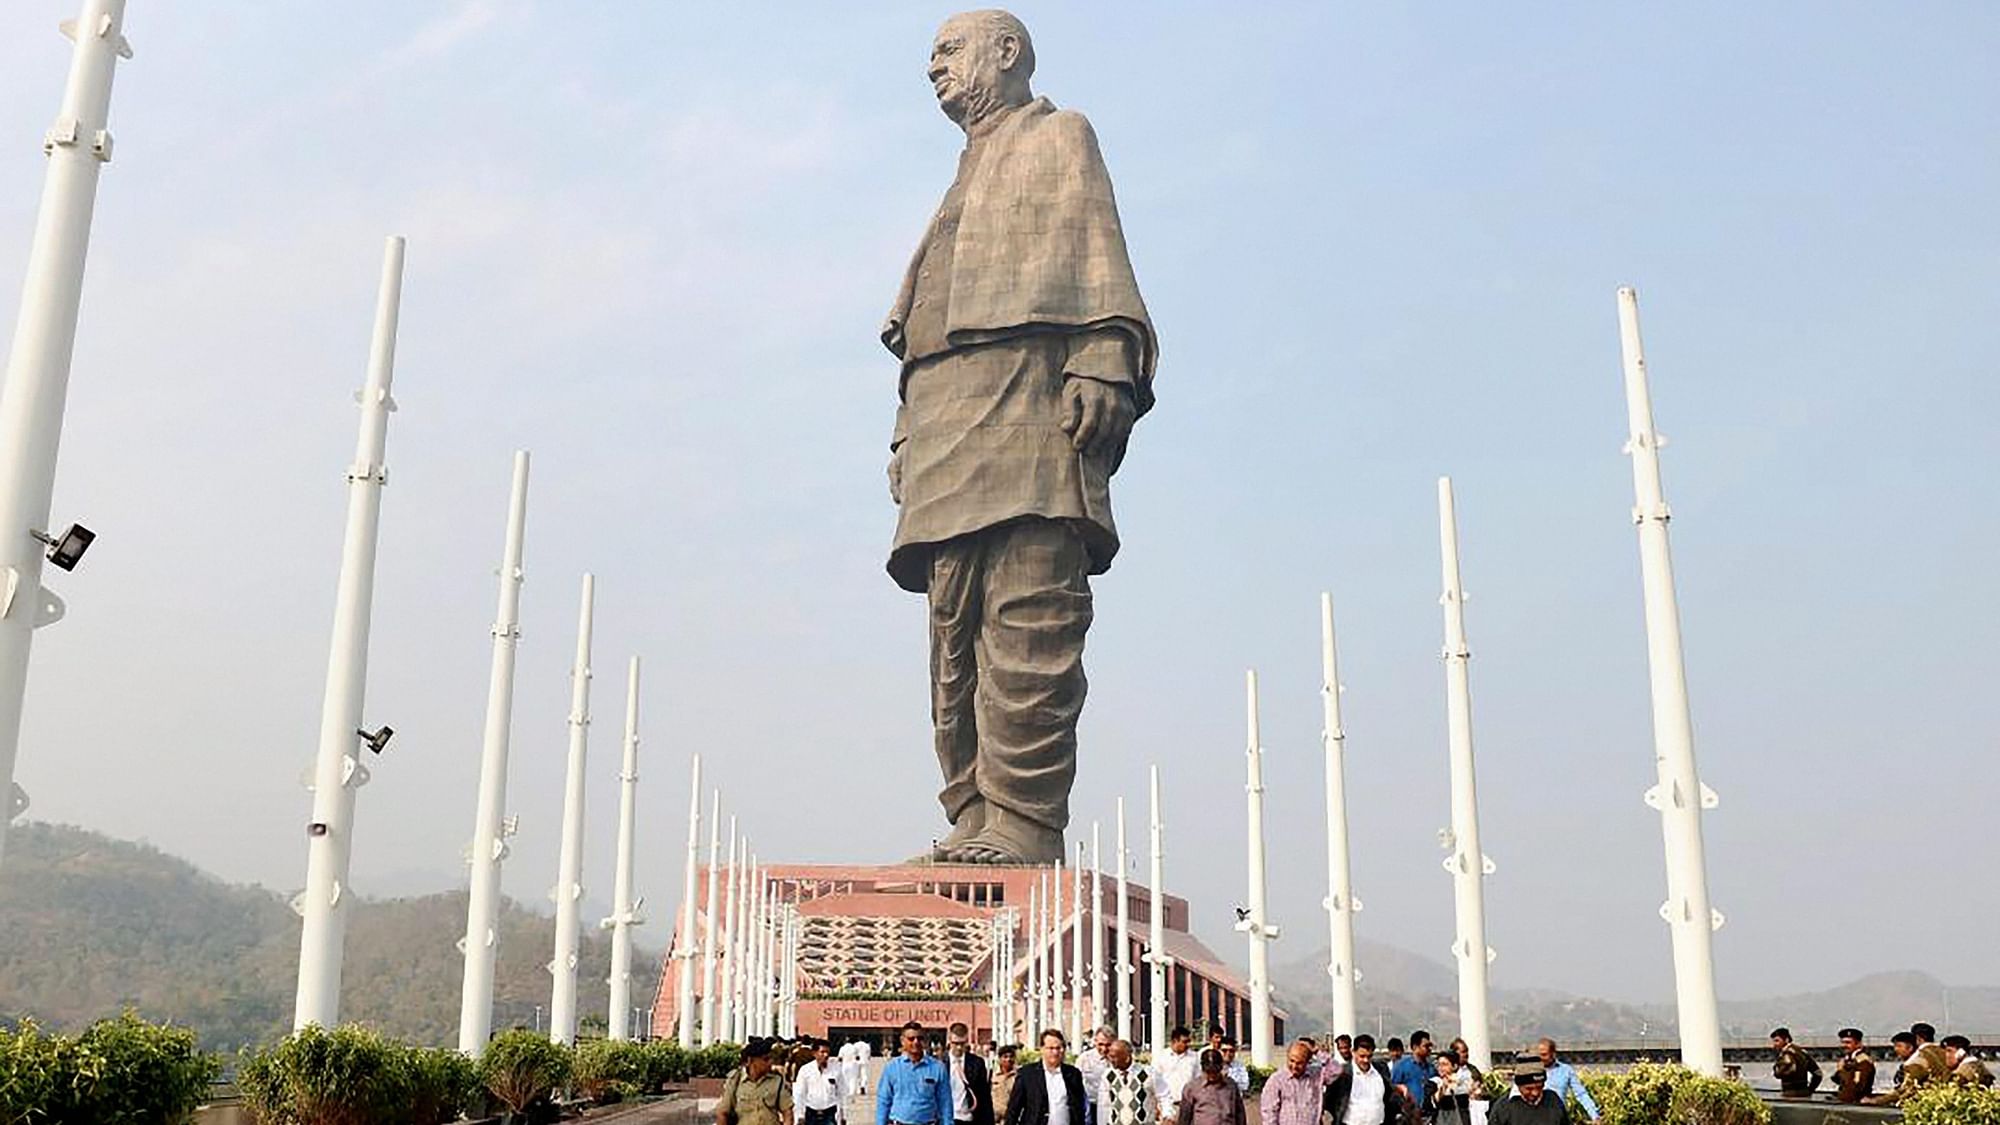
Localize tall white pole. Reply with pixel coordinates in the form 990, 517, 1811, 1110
1090, 822, 1106, 1031
733, 852, 755, 1042
454, 451, 531, 1053
1026, 877, 1040, 1034
0, 0, 132, 875
606, 660, 648, 1042
292, 237, 405, 1030
699, 790, 722, 1045
1618, 286, 1725, 1076
717, 823, 739, 1041
1319, 594, 1360, 1039
547, 574, 596, 1045
1146, 765, 1170, 1058
757, 884, 773, 1036
667, 749, 700, 1046
762, 883, 780, 1035
1052, 856, 1066, 1038
1437, 478, 1493, 1071
1114, 798, 1132, 1041
1242, 671, 1277, 1068
1069, 841, 1085, 1047
752, 860, 764, 1032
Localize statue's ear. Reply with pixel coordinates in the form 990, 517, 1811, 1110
997, 33, 1022, 72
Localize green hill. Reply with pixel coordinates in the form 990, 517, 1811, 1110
0, 822, 662, 1053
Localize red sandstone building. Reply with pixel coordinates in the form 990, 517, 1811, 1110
650, 862, 1281, 1049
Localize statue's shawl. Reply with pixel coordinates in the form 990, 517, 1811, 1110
883, 97, 1158, 414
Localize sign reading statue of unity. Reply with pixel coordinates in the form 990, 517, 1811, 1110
882, 10, 1157, 864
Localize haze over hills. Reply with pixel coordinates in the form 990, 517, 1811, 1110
0, 822, 661, 1053
1269, 944, 2000, 1045
1, 820, 1990, 1056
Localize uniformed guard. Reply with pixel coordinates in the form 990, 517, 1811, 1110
720, 1038, 795, 1125
1945, 1035, 1996, 1088
1832, 1027, 1875, 1104
1769, 1027, 1823, 1098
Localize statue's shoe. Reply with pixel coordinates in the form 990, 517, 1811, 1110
906, 802, 989, 864
942, 808, 1061, 865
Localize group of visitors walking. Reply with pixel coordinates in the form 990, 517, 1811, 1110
1260, 1029, 1590, 1125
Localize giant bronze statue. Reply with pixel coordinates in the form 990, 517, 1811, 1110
883, 10, 1157, 864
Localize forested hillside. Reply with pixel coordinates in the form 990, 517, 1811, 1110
0, 822, 661, 1052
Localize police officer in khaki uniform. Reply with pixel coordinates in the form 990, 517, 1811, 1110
1832, 1028, 1875, 1104
1945, 1036, 1995, 1088
1768, 1027, 1822, 1098
722, 1039, 796, 1125
1866, 1033, 1938, 1106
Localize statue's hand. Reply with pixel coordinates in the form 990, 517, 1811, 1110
887, 444, 905, 505
1059, 377, 1136, 461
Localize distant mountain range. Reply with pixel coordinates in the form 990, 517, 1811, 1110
1269, 943, 2000, 1045
1, 821, 1987, 1057
0, 822, 661, 1053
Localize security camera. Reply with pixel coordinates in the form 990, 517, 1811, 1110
357, 725, 394, 755
31, 523, 94, 572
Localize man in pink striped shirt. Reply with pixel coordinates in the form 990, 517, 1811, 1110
1259, 1042, 1333, 1125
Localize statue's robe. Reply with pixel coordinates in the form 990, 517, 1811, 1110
881, 96, 1157, 841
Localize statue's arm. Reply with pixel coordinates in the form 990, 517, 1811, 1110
888, 401, 910, 504
1061, 329, 1138, 464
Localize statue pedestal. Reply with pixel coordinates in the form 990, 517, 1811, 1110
650, 860, 1281, 1049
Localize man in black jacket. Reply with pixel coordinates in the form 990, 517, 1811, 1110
1321, 1035, 1415, 1125
1006, 1029, 1092, 1125
949, 1022, 997, 1125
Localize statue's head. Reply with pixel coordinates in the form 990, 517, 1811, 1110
929, 10, 1035, 130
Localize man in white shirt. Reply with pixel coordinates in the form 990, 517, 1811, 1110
1155, 1027, 1199, 1122
1004, 1030, 1089, 1125
797, 1039, 846, 1125
948, 1022, 995, 1125
1321, 1035, 1411, 1125
1078, 1026, 1116, 1106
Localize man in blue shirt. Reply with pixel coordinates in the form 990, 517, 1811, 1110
1389, 1030, 1436, 1119
1535, 1039, 1599, 1122
880, 1021, 955, 1125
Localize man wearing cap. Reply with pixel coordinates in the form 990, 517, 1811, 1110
1768, 1028, 1822, 1099
722, 1039, 796, 1125
1487, 1059, 1567, 1125
1533, 1040, 1597, 1123
1945, 1036, 1995, 1088
1832, 1028, 1875, 1104
880, 1022, 955, 1125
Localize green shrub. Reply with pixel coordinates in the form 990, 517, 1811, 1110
572, 1039, 648, 1103
1582, 1063, 1769, 1125
641, 1041, 691, 1088
1245, 1064, 1275, 1096
403, 1045, 478, 1125
238, 1024, 412, 1125
42, 1011, 220, 1125
1904, 1083, 2000, 1125
690, 1042, 743, 1079
0, 1020, 60, 1125
479, 1029, 571, 1119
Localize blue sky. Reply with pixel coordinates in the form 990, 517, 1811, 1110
0, 2, 1993, 1009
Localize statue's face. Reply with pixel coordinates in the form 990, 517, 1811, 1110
928, 16, 1008, 126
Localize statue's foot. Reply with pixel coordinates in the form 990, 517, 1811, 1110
907, 800, 987, 864
942, 806, 1062, 865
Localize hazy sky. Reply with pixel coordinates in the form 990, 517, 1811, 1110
1, 2, 1994, 1008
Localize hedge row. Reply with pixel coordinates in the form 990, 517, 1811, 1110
0, 1012, 220, 1125
237, 1027, 744, 1125
1476, 1062, 1770, 1125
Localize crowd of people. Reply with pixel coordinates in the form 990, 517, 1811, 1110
714, 1018, 1995, 1125
1771, 1021, 1994, 1105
